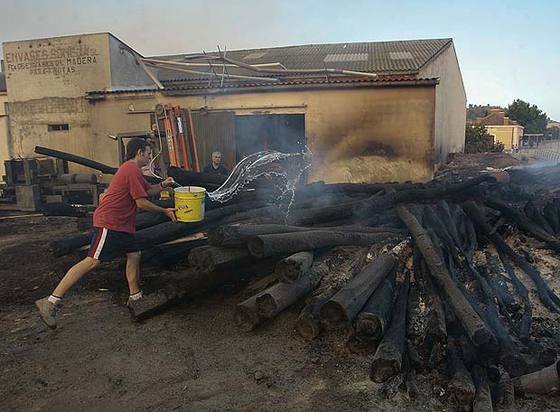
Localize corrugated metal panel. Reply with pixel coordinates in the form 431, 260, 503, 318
88, 76, 439, 95
191, 111, 236, 171
151, 38, 452, 83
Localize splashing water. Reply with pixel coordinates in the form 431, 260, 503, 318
206, 149, 312, 220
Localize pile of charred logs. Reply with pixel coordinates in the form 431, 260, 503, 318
45, 145, 560, 409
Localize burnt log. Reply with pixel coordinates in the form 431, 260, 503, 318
42, 202, 89, 217
320, 252, 398, 329
472, 365, 494, 412
35, 145, 118, 175
50, 232, 92, 257
218, 206, 285, 226
234, 291, 267, 332
499, 255, 532, 340
511, 359, 560, 395
420, 260, 447, 348
380, 361, 408, 399
275, 251, 314, 283
523, 200, 555, 235
290, 175, 497, 226
188, 246, 251, 272
134, 201, 276, 250
255, 261, 329, 319
167, 165, 226, 187
486, 199, 560, 251
493, 371, 515, 407
172, 258, 278, 302
295, 248, 367, 340
141, 238, 208, 267
369, 271, 411, 383
405, 278, 427, 366
346, 331, 379, 355
354, 270, 397, 340
397, 205, 497, 348
423, 206, 458, 257
51, 210, 174, 257
292, 193, 371, 210
242, 272, 278, 299
248, 231, 399, 259
436, 201, 464, 251
405, 369, 420, 399
447, 340, 476, 411
209, 223, 405, 247
299, 181, 417, 197
482, 252, 519, 313
543, 201, 560, 235
444, 247, 523, 371
127, 284, 185, 321
463, 201, 560, 312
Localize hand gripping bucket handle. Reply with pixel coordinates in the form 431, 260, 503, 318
174, 186, 206, 223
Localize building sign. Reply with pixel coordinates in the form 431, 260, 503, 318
4, 43, 100, 77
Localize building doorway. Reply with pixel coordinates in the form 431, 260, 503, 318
235, 114, 305, 161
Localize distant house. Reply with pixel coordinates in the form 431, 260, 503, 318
474, 109, 524, 151
548, 120, 560, 129
546, 120, 559, 140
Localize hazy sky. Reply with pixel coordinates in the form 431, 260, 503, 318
1, 0, 559, 119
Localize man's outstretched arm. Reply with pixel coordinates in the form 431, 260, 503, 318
135, 198, 177, 222
146, 177, 175, 197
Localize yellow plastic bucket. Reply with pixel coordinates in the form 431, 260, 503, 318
174, 186, 206, 222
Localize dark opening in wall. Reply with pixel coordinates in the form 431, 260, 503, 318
235, 114, 305, 161
48, 124, 69, 132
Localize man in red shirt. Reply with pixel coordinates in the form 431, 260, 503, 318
35, 138, 177, 328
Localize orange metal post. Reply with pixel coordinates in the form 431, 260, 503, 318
162, 109, 179, 166
185, 107, 200, 172
173, 106, 191, 170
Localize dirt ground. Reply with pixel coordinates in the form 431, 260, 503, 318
1, 215, 559, 411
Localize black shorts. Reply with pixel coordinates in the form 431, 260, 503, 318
87, 227, 141, 262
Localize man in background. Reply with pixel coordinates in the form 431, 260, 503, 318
203, 151, 230, 176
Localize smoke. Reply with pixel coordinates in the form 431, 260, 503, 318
0, 0, 306, 58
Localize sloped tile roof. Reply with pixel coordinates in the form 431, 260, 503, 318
88, 38, 451, 95
152, 38, 452, 79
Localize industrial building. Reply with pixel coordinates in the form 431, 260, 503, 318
1, 32, 466, 183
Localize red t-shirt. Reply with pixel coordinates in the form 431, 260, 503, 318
93, 161, 150, 233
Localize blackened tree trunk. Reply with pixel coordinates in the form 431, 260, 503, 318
472, 365, 494, 412
295, 248, 367, 340
209, 223, 405, 247
275, 251, 314, 283
397, 205, 497, 348
188, 246, 252, 272
486, 199, 560, 251
35, 145, 118, 175
255, 261, 329, 319
321, 253, 397, 329
369, 272, 410, 383
234, 291, 267, 332
248, 231, 398, 259
354, 270, 397, 340
463, 201, 560, 312
290, 175, 497, 226
446, 340, 476, 411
